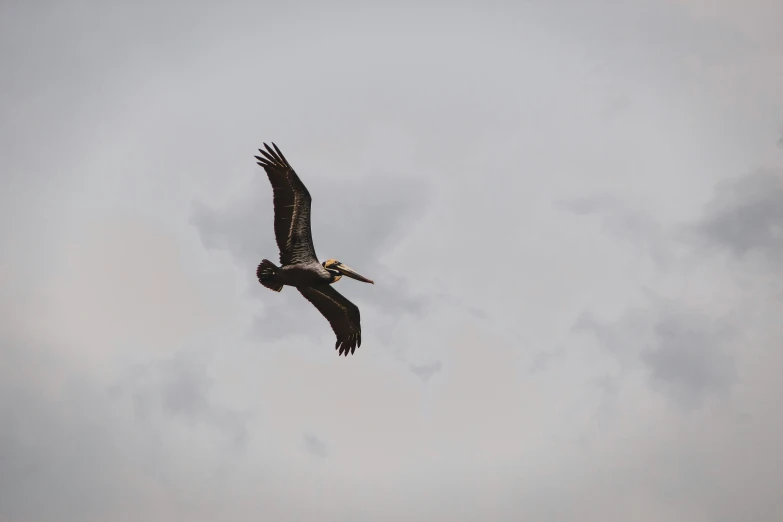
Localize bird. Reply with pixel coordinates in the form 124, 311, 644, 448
254, 142, 374, 356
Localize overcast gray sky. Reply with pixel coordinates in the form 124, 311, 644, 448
2, 1, 782, 520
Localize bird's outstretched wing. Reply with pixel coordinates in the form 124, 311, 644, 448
298, 285, 362, 356
255, 143, 317, 265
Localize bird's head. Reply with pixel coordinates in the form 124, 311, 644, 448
323, 259, 374, 285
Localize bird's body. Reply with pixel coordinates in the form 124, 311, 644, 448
271, 261, 332, 287
254, 142, 374, 356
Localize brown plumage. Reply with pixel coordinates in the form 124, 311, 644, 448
254, 143, 374, 356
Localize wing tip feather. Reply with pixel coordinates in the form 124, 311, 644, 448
334, 331, 361, 356
253, 142, 291, 171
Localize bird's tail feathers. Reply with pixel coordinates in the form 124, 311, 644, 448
257, 259, 283, 292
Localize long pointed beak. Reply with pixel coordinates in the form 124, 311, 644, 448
337, 263, 374, 284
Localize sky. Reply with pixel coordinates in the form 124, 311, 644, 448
1, 0, 782, 520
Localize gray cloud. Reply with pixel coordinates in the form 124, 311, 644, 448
529, 344, 568, 374
693, 168, 783, 264
110, 346, 250, 451
302, 432, 330, 458
555, 194, 673, 269
643, 312, 735, 408
565, 170, 783, 410
408, 361, 442, 383
575, 296, 737, 410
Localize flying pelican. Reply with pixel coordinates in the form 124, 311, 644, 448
254, 143, 374, 356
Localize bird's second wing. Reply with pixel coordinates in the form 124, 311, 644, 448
255, 143, 317, 265
298, 285, 362, 356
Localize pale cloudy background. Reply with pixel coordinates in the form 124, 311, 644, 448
2, 0, 782, 521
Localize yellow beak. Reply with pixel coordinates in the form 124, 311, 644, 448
336, 263, 374, 284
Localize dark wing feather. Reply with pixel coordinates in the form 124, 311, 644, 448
254, 143, 317, 265
298, 285, 362, 356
